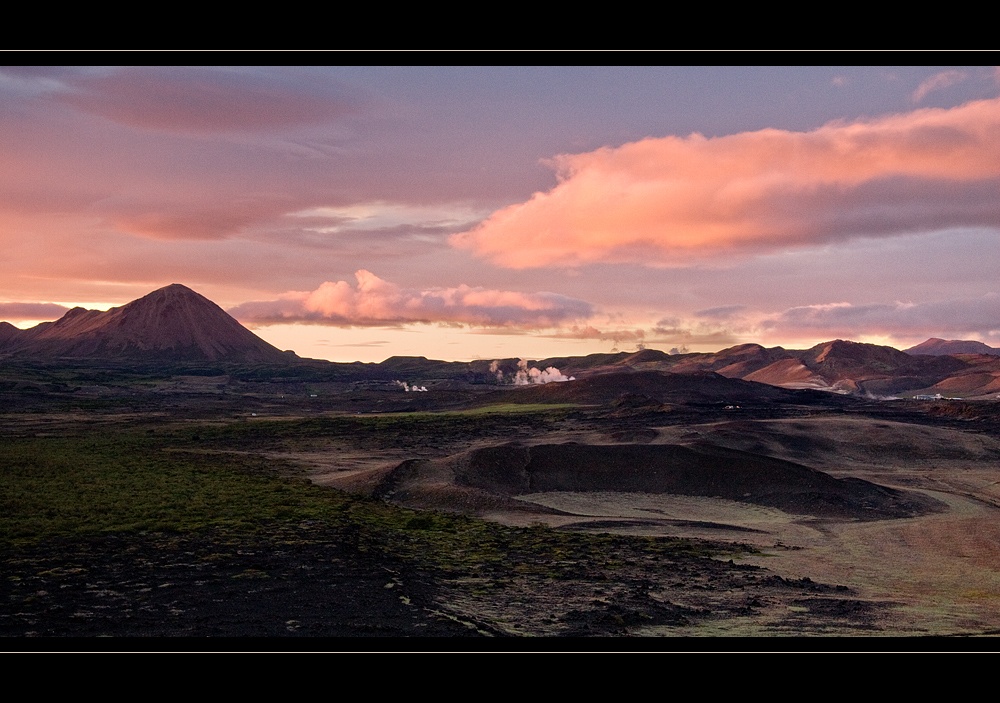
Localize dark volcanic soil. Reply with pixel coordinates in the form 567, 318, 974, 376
0, 525, 479, 638
1, 523, 893, 640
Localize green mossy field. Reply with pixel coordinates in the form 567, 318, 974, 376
0, 428, 723, 579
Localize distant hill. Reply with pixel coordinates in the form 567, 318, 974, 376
0, 284, 294, 363
488, 369, 799, 406
904, 338, 1000, 356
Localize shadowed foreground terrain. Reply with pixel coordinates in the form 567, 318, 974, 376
4, 360, 1000, 641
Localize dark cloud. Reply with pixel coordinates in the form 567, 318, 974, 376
648, 326, 741, 346
0, 302, 68, 321
547, 325, 645, 342
693, 305, 748, 319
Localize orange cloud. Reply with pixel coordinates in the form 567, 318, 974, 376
229, 270, 593, 328
452, 97, 1000, 268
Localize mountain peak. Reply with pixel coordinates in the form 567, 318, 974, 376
150, 283, 198, 295
130, 283, 206, 303
1, 284, 293, 363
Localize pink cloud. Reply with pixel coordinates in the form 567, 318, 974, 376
55, 67, 352, 134
102, 199, 293, 241
229, 270, 593, 329
452, 97, 1000, 268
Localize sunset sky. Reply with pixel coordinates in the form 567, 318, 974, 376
3, 65, 1000, 362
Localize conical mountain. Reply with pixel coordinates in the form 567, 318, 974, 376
1, 284, 293, 363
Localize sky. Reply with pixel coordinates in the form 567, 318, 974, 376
2, 65, 1000, 362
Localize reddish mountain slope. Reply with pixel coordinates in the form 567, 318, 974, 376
0, 284, 293, 363
669, 343, 790, 378
517, 339, 992, 398
743, 358, 831, 390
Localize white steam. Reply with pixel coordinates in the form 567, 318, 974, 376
512, 359, 574, 385
487, 359, 575, 385
393, 380, 428, 392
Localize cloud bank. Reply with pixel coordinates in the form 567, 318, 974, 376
452, 97, 1000, 268
229, 270, 593, 329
